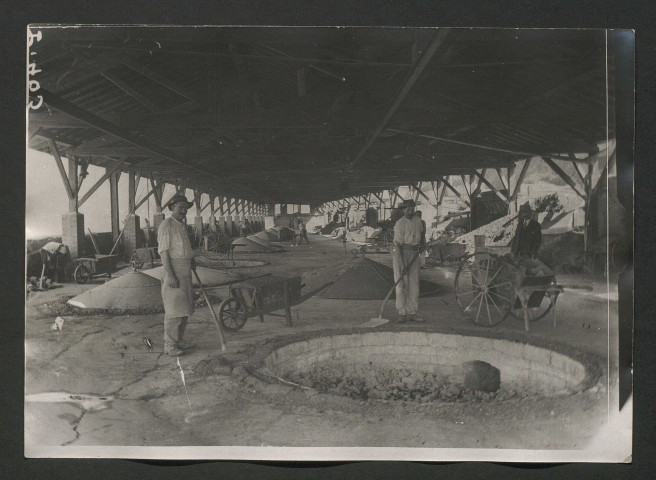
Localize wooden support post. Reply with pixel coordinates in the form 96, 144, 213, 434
49, 139, 74, 201
583, 163, 593, 255
109, 169, 121, 240
67, 156, 78, 212
128, 169, 136, 213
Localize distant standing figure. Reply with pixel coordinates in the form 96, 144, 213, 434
393, 199, 424, 323
297, 217, 310, 244
239, 218, 251, 237
157, 194, 196, 356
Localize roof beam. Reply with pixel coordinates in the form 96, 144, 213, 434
350, 29, 449, 168
121, 59, 206, 106
101, 71, 163, 112
387, 128, 592, 163
34, 89, 264, 199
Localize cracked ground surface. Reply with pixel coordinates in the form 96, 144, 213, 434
25, 234, 620, 455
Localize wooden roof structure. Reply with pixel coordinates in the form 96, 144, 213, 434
28, 27, 612, 205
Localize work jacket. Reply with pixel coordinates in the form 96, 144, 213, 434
511, 218, 542, 258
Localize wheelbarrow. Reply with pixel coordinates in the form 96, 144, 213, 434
217, 275, 334, 332
73, 254, 119, 284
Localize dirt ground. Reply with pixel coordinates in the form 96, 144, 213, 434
24, 234, 619, 454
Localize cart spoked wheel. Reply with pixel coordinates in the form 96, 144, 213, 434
201, 232, 233, 260
74, 264, 91, 284
218, 297, 248, 332
455, 254, 515, 326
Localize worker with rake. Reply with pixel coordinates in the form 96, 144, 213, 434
393, 199, 425, 323
157, 194, 197, 356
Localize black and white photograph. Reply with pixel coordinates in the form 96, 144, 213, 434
24, 25, 634, 462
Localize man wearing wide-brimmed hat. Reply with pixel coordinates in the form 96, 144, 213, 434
392, 199, 425, 323
157, 194, 196, 356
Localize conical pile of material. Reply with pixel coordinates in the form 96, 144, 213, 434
67, 271, 163, 312
319, 257, 441, 300
246, 234, 271, 247
232, 236, 281, 254
253, 230, 276, 243
142, 265, 244, 286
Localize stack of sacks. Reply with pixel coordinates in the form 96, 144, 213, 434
454, 214, 517, 255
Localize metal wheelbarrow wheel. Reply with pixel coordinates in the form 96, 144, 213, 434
218, 296, 248, 332
74, 264, 91, 284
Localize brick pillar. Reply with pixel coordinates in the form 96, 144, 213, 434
123, 214, 140, 260
218, 216, 227, 236
209, 215, 217, 231
62, 212, 85, 259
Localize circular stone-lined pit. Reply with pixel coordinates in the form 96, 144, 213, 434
261, 331, 596, 401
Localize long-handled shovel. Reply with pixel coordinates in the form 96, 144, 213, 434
193, 269, 227, 352
365, 247, 422, 327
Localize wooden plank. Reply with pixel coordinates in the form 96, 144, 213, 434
541, 157, 587, 200
78, 157, 127, 207
48, 139, 74, 200
350, 29, 450, 168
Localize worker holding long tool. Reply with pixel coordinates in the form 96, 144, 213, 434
393, 199, 424, 323
157, 194, 197, 356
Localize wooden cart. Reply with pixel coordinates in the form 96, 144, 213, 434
453, 245, 563, 331
73, 254, 119, 284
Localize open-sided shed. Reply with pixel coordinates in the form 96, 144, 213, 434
27, 26, 616, 258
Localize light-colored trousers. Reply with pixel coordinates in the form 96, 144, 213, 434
164, 316, 188, 351
393, 246, 420, 315
161, 258, 194, 351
